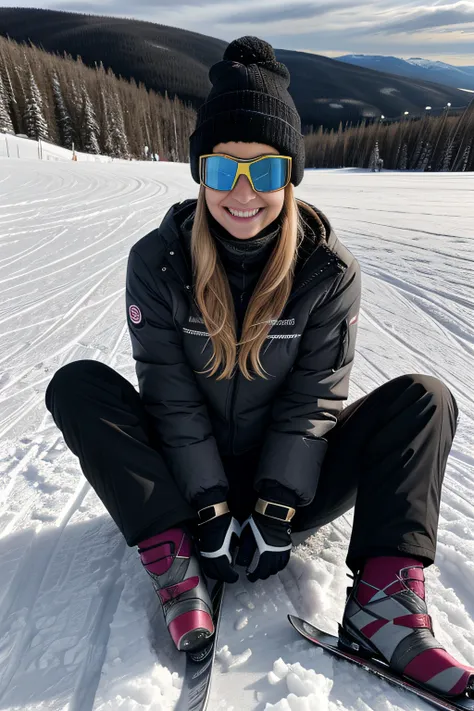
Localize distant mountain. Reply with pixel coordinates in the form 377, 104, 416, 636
407, 58, 474, 75
0, 7, 469, 131
338, 54, 474, 92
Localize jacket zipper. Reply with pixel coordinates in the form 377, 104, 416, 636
287, 258, 344, 305
333, 319, 348, 372
226, 259, 344, 454
240, 260, 246, 330
227, 373, 240, 454
227, 260, 246, 454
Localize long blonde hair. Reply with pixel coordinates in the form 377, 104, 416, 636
191, 183, 323, 380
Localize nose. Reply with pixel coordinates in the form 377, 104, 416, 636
231, 175, 258, 204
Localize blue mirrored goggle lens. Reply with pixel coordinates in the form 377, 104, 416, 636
203, 156, 237, 191
250, 157, 289, 192
202, 156, 289, 192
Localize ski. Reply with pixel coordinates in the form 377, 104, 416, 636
288, 614, 474, 711
176, 581, 225, 711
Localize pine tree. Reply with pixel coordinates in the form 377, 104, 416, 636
66, 78, 82, 147
419, 141, 433, 172
108, 89, 130, 159
0, 51, 19, 132
398, 143, 408, 170
81, 85, 100, 154
441, 141, 454, 171
101, 90, 114, 156
368, 141, 380, 171
460, 143, 471, 172
52, 72, 73, 148
24, 69, 49, 140
411, 137, 424, 171
0, 73, 14, 133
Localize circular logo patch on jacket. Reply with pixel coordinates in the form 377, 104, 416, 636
129, 305, 142, 325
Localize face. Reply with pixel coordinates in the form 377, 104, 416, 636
204, 142, 286, 240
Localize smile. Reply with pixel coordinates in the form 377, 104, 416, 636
225, 207, 264, 221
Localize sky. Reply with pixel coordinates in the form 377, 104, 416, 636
1, 0, 474, 66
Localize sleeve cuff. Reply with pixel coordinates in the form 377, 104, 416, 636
257, 483, 299, 508
162, 437, 228, 504
193, 487, 229, 511
255, 432, 328, 505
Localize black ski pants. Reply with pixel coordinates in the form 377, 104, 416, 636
45, 360, 458, 573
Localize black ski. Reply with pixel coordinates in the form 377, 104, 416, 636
288, 614, 474, 711
176, 581, 225, 711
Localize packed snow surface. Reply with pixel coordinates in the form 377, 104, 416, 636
0, 159, 473, 711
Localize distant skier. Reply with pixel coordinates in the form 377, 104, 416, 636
45, 36, 473, 698
376, 157, 384, 171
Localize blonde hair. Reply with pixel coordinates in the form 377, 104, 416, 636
191, 184, 323, 380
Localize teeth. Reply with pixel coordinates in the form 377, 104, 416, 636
228, 208, 260, 218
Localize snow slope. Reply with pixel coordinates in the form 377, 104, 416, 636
0, 159, 473, 710
0, 131, 127, 162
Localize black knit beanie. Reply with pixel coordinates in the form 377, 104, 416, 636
189, 36, 305, 187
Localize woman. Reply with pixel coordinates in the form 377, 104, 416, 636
45, 36, 473, 699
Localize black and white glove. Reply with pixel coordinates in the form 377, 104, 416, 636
195, 500, 241, 583
236, 494, 296, 582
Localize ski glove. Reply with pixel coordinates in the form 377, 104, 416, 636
236, 498, 296, 582
195, 502, 241, 584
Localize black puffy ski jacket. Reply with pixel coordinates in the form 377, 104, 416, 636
126, 199, 361, 507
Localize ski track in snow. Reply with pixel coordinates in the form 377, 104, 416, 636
0, 161, 472, 710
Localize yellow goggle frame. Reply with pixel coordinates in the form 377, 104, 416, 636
199, 153, 293, 193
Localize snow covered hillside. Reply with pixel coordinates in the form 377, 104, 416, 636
0, 159, 473, 711
0, 132, 126, 163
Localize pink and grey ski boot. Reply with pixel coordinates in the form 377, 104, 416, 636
138, 527, 214, 652
341, 556, 474, 698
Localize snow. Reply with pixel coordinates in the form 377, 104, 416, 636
0, 156, 473, 710
0, 132, 129, 162
407, 58, 466, 74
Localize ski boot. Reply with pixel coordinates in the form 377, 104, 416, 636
138, 527, 214, 652
340, 556, 474, 698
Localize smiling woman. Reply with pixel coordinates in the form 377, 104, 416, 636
44, 35, 474, 702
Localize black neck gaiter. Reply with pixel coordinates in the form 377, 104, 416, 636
207, 208, 283, 331
207, 208, 282, 263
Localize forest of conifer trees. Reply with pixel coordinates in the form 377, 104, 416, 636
1, 35, 473, 171
306, 103, 474, 172
0, 36, 195, 161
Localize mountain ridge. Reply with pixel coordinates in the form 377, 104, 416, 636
338, 54, 474, 91
0, 7, 469, 129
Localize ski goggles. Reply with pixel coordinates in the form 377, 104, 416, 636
199, 153, 292, 193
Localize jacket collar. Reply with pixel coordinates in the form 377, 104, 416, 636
175, 198, 328, 249
163, 198, 340, 290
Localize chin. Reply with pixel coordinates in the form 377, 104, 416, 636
226, 224, 264, 240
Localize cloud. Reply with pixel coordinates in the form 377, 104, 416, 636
51, 0, 353, 20
217, 2, 352, 25
51, 0, 219, 11
4, 0, 474, 64
373, 6, 474, 34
